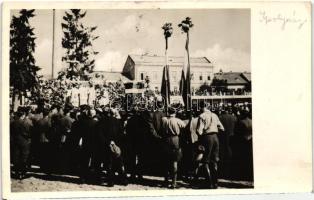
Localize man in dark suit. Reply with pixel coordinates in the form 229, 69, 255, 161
218, 108, 237, 177
233, 109, 253, 180
77, 105, 97, 183
96, 108, 127, 187
125, 106, 143, 181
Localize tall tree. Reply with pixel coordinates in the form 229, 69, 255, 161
61, 9, 99, 81
10, 9, 40, 98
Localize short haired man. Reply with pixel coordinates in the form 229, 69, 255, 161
196, 102, 224, 189
160, 107, 186, 188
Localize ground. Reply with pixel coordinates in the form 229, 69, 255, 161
11, 166, 253, 192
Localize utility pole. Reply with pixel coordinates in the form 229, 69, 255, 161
51, 9, 55, 79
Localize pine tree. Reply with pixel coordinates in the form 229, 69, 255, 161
61, 9, 99, 81
10, 9, 40, 96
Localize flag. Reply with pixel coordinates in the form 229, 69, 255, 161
180, 33, 192, 111
161, 65, 170, 110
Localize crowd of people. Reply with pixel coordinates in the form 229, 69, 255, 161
10, 94, 253, 189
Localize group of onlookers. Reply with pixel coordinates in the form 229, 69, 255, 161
10, 100, 252, 189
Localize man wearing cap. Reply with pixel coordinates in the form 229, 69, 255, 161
196, 101, 224, 189
160, 107, 186, 189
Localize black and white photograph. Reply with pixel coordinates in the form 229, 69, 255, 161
1, 1, 313, 199
7, 7, 254, 192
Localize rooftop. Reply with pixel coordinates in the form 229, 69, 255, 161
91, 71, 130, 82
214, 72, 249, 85
241, 72, 251, 82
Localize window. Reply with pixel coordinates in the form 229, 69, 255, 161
207, 75, 210, 80
140, 73, 144, 80
200, 75, 203, 81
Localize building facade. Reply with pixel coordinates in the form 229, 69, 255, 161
122, 54, 214, 93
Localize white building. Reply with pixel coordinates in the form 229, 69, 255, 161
122, 54, 214, 92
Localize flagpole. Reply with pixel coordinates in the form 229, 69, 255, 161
186, 31, 191, 112
162, 23, 172, 115
165, 37, 169, 114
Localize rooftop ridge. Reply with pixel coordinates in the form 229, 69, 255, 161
128, 54, 209, 60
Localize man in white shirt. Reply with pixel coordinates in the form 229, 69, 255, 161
196, 101, 224, 189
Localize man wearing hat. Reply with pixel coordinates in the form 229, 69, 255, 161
160, 107, 186, 189
196, 101, 224, 189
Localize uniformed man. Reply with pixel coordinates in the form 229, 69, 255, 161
160, 107, 186, 189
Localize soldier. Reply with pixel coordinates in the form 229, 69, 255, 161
11, 107, 31, 179
160, 107, 186, 189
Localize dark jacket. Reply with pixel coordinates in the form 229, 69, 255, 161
219, 113, 237, 136
79, 115, 97, 150
235, 117, 252, 141
11, 118, 30, 144
97, 116, 123, 146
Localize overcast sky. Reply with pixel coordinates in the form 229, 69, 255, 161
11, 9, 250, 76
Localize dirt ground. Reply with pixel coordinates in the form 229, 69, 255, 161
11, 166, 253, 192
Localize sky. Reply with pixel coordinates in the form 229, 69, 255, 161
11, 9, 250, 77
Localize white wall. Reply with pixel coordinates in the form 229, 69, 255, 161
135, 65, 214, 91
